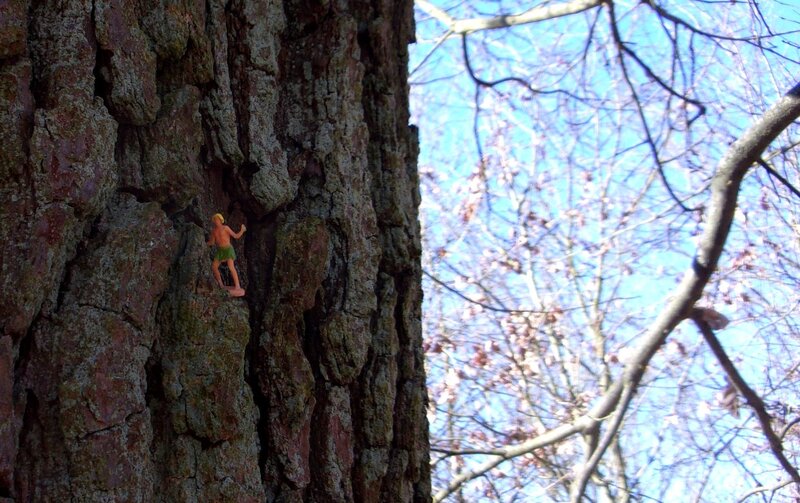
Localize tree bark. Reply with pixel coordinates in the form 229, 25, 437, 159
0, 0, 429, 501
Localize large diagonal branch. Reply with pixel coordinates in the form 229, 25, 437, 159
416, 0, 604, 35
433, 83, 800, 502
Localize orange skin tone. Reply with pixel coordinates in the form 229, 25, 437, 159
207, 215, 246, 290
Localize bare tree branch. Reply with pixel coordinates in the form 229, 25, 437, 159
459, 33, 589, 101
642, 0, 800, 64
758, 158, 800, 200
569, 384, 630, 502
416, 0, 605, 35
780, 417, 800, 440
423, 268, 633, 315
737, 478, 794, 502
605, 0, 700, 213
432, 413, 609, 502
691, 308, 800, 486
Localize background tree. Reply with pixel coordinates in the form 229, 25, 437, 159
0, 0, 429, 501
411, 1, 800, 501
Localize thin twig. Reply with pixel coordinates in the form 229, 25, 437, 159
459, 33, 585, 101
423, 268, 633, 315
409, 28, 453, 77
758, 158, 800, 200
737, 478, 794, 502
606, 1, 699, 213
570, 383, 634, 502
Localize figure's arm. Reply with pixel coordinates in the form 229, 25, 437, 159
233, 224, 247, 239
207, 234, 215, 246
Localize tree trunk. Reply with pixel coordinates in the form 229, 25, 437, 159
0, 0, 429, 501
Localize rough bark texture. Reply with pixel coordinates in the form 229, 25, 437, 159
0, 0, 429, 501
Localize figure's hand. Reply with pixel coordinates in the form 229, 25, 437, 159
241, 224, 247, 233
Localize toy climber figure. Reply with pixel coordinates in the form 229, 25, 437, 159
207, 213, 246, 297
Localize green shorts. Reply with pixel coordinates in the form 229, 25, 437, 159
214, 246, 236, 261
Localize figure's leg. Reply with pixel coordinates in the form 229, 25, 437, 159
212, 260, 224, 287
227, 259, 241, 290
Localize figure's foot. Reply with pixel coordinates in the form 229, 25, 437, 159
228, 287, 245, 297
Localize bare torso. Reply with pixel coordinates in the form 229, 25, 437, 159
211, 225, 233, 248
